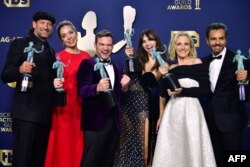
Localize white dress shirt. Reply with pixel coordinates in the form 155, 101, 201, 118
104, 64, 115, 89
99, 57, 115, 89
209, 47, 227, 92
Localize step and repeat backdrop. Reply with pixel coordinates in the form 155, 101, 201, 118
0, 0, 250, 166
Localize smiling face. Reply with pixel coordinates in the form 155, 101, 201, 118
59, 25, 78, 49
142, 34, 157, 55
95, 36, 113, 60
175, 35, 191, 59
33, 19, 53, 40
206, 29, 227, 55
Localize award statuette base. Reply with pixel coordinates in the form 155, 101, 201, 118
162, 73, 181, 91
55, 89, 66, 106
20, 74, 33, 93
100, 89, 118, 109
238, 83, 246, 101
126, 57, 138, 73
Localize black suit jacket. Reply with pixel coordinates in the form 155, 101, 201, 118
1, 34, 56, 125
202, 48, 249, 132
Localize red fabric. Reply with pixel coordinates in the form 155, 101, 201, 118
45, 50, 90, 167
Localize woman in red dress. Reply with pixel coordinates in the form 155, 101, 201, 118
45, 20, 90, 167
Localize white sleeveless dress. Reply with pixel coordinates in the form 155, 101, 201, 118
152, 78, 216, 167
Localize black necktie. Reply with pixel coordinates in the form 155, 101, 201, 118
212, 55, 222, 60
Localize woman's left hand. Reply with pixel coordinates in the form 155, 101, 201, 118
167, 88, 182, 96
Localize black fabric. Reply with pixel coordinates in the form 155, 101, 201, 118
211, 55, 222, 60
201, 49, 249, 167
161, 73, 181, 91
159, 63, 210, 97
32, 11, 56, 24
12, 120, 50, 167
100, 59, 111, 65
140, 72, 158, 92
81, 119, 119, 167
1, 33, 56, 124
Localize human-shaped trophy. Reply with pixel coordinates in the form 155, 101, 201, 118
94, 58, 118, 108
232, 49, 250, 101
151, 45, 181, 91
124, 28, 134, 48
52, 56, 70, 106
21, 41, 44, 92
151, 45, 167, 67
112, 5, 136, 53
124, 28, 138, 73
94, 58, 108, 78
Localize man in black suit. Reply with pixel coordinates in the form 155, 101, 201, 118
202, 23, 249, 167
1, 11, 56, 167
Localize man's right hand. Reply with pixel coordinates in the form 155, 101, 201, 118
125, 46, 134, 57
97, 78, 110, 92
19, 61, 35, 74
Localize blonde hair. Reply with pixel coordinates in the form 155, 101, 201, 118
168, 31, 197, 61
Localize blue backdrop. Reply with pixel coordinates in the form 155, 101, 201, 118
0, 0, 250, 166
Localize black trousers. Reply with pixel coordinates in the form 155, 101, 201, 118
81, 119, 119, 167
210, 129, 243, 167
12, 119, 50, 167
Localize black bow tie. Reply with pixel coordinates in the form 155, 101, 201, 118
212, 55, 222, 60
100, 59, 111, 65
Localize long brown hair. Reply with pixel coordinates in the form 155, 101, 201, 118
137, 29, 166, 71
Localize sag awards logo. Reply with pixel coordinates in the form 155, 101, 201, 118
171, 31, 200, 47
167, 0, 201, 10
0, 37, 22, 43
0, 113, 12, 133
3, 0, 30, 7
0, 149, 12, 166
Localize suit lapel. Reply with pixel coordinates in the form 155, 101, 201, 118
213, 50, 234, 93
113, 64, 120, 91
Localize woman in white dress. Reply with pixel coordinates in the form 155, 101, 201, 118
153, 32, 216, 167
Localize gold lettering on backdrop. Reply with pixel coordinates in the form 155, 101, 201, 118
167, 0, 201, 11
3, 0, 30, 7
171, 31, 200, 47
168, 0, 192, 10
0, 150, 12, 166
